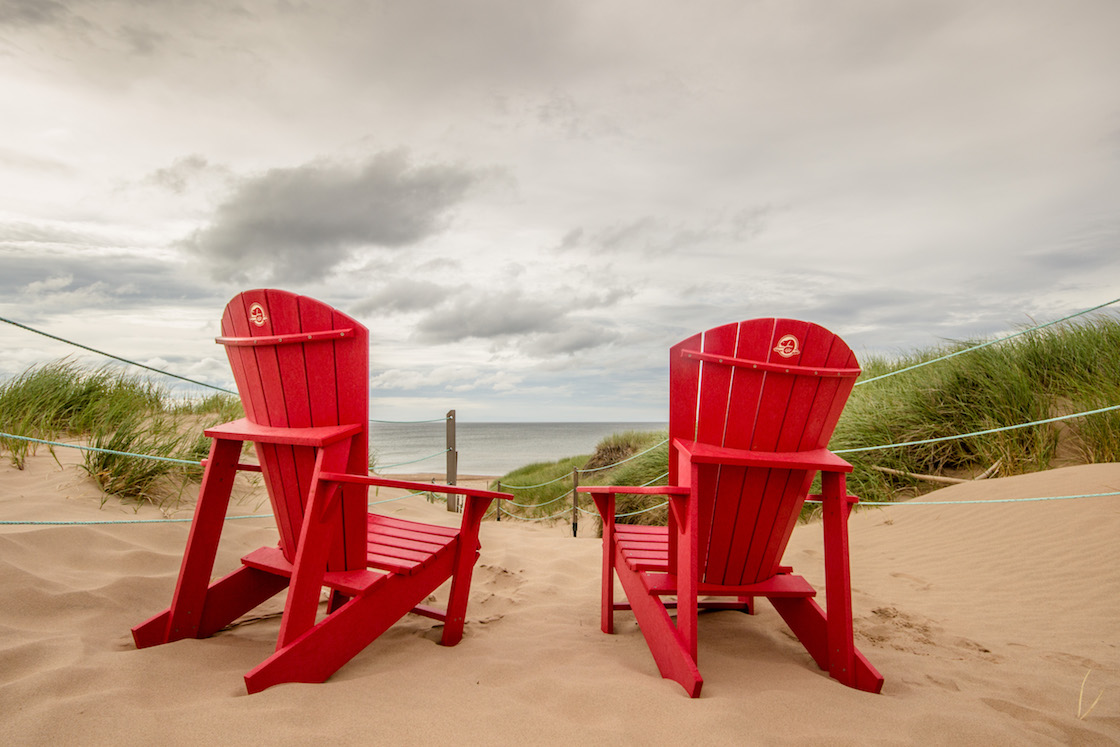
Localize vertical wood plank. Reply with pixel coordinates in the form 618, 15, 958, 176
821, 471, 856, 686
735, 318, 815, 583
166, 438, 241, 640
331, 304, 369, 570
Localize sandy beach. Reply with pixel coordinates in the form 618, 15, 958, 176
1, 447, 1117, 745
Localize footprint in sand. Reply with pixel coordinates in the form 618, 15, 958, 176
858, 607, 1000, 663
890, 571, 932, 592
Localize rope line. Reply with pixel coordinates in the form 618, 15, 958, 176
376, 448, 450, 469
810, 490, 1120, 506
0, 514, 270, 526
0, 431, 202, 466
498, 472, 573, 490
0, 314, 237, 394
493, 506, 573, 523
855, 296, 1120, 386
505, 491, 572, 509
370, 417, 449, 425
576, 439, 669, 474
501, 470, 673, 519
499, 440, 669, 490
369, 491, 429, 506
1, 314, 455, 428
835, 403, 1120, 455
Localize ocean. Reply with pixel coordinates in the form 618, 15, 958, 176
369, 421, 667, 477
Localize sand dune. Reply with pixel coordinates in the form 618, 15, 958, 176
1, 448, 1117, 744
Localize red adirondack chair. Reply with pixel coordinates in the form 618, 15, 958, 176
132, 289, 510, 693
578, 319, 883, 697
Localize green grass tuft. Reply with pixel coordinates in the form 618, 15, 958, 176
0, 360, 239, 508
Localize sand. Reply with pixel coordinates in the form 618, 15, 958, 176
1, 447, 1118, 745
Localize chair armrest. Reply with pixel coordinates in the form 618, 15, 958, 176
578, 485, 689, 524
673, 438, 853, 473
576, 485, 690, 496
206, 418, 362, 447
317, 472, 511, 502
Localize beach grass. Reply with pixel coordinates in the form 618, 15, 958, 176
839, 314, 1120, 504
0, 360, 240, 507
494, 430, 669, 523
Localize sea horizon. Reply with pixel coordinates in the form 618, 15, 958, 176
370, 420, 668, 477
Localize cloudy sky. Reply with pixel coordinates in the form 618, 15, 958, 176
1, 0, 1118, 422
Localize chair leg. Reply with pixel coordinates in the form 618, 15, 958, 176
770, 595, 883, 693
441, 495, 492, 646
277, 441, 352, 649
135, 438, 242, 646
244, 549, 455, 693
615, 564, 702, 697
592, 493, 617, 634
602, 550, 616, 634
817, 472, 884, 693
327, 590, 349, 614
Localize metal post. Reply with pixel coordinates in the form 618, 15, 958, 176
571, 468, 579, 537
445, 409, 459, 512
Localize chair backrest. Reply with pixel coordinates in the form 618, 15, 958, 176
668, 319, 860, 586
218, 289, 369, 571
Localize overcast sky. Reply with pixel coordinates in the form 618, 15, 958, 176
1, 0, 1118, 422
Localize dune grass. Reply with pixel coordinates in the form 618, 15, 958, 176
0, 360, 240, 507
495, 314, 1120, 524
838, 314, 1120, 503
494, 430, 669, 523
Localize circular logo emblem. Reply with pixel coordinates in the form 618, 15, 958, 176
773, 334, 801, 358
249, 302, 268, 327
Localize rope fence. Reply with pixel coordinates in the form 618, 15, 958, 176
4, 296, 1120, 527
853, 295, 1120, 386
0, 314, 236, 395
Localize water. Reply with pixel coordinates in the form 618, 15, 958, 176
369, 421, 667, 477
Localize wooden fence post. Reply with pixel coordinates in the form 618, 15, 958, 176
571, 468, 579, 537
445, 409, 459, 512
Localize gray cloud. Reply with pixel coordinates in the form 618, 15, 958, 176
563, 207, 775, 258
183, 151, 480, 284
351, 279, 450, 316
520, 320, 621, 357
142, 155, 232, 195
0, 220, 104, 245
0, 250, 216, 319
0, 0, 69, 27
415, 290, 563, 343
411, 285, 629, 359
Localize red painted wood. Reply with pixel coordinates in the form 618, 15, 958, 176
583, 319, 882, 696
369, 513, 460, 538
706, 320, 771, 585
324, 473, 514, 501
245, 546, 457, 693
757, 327, 860, 580
206, 419, 360, 445
592, 492, 616, 633
672, 439, 852, 471
215, 328, 355, 346
680, 349, 860, 377
615, 533, 703, 698
164, 438, 241, 641
734, 320, 818, 585
133, 289, 513, 693
667, 333, 702, 485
